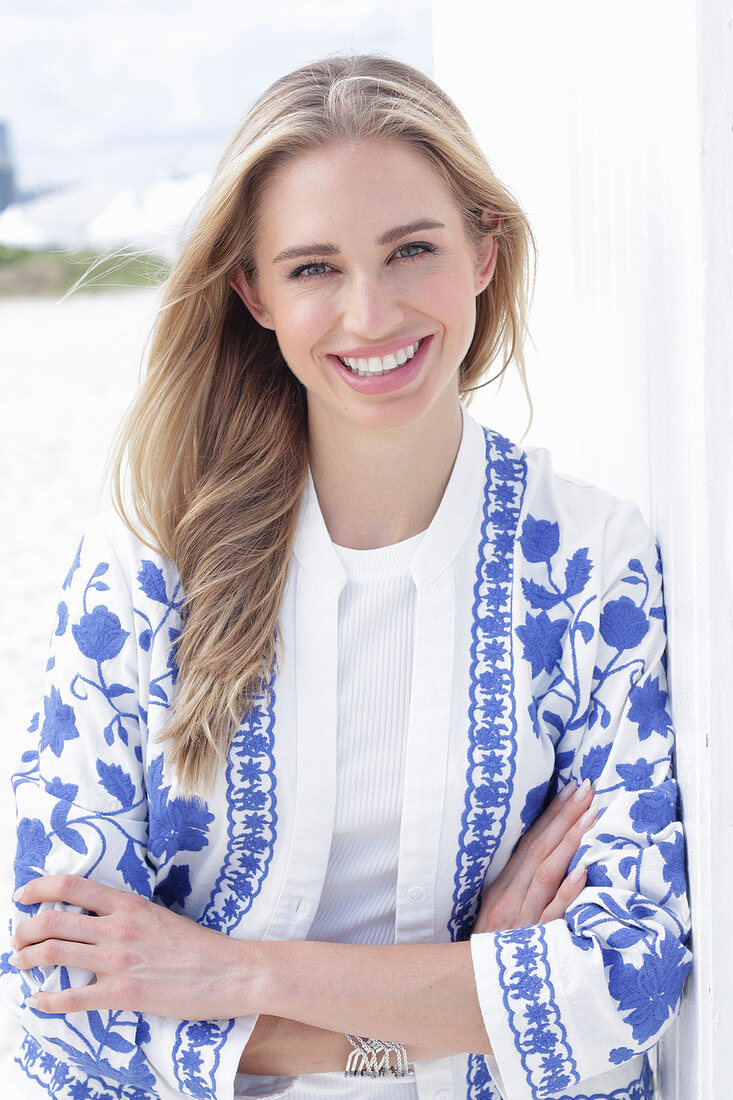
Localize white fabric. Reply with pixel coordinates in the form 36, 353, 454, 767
308, 529, 423, 947
237, 530, 423, 1097
2, 400, 690, 1100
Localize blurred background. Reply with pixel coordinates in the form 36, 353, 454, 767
0, 0, 437, 760
2, 1, 731, 1097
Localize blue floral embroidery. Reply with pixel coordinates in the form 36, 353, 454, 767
155, 862, 193, 909
516, 514, 671, 764
604, 930, 691, 1044
16, 1032, 154, 1099
615, 759, 655, 791
61, 561, 150, 752
626, 677, 673, 741
147, 753, 215, 864
579, 742, 613, 783
39, 684, 80, 756
553, 1056, 654, 1099
55, 600, 69, 636
450, 429, 527, 946
132, 560, 184, 706
494, 925, 580, 1097
448, 429, 527, 1099
514, 515, 598, 748
520, 779, 552, 828
567, 880, 690, 1049
598, 595, 649, 651
629, 784, 676, 837
466, 1054, 503, 1099
73, 601, 129, 663
609, 1047, 635, 1065
172, 1018, 236, 1100
457, 486, 688, 1098
516, 610, 570, 678
62, 535, 83, 591
172, 664, 278, 1099
519, 515, 560, 564
659, 832, 687, 898
15, 816, 53, 895
10, 543, 220, 1095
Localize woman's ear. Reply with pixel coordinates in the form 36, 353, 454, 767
229, 266, 275, 330
474, 215, 501, 295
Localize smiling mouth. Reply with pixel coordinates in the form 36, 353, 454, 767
336, 338, 425, 377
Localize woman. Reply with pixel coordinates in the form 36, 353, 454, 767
3, 54, 690, 1100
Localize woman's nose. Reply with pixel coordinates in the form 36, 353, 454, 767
341, 273, 405, 338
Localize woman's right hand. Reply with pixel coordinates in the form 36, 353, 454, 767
472, 779, 597, 934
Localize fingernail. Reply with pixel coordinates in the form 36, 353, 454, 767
559, 781, 576, 803
8, 954, 19, 968
568, 863, 586, 883
579, 806, 597, 829
572, 778, 591, 802
13, 887, 25, 903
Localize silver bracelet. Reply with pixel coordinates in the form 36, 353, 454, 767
344, 1034, 414, 1078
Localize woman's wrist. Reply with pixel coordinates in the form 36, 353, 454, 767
234, 936, 279, 1016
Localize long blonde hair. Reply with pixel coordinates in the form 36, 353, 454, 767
106, 53, 537, 799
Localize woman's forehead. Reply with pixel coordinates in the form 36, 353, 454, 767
268, 137, 446, 188
255, 140, 459, 245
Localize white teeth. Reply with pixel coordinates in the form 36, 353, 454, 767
339, 339, 423, 376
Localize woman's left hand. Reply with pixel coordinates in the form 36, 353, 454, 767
11, 874, 253, 1019
471, 779, 596, 934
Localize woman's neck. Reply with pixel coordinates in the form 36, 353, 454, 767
306, 391, 463, 550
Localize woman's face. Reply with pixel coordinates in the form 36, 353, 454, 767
230, 138, 498, 436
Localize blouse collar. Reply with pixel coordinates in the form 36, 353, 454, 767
292, 400, 487, 599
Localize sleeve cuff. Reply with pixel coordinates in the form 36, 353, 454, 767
469, 925, 582, 1100
214, 1013, 265, 1100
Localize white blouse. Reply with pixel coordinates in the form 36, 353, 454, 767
2, 401, 691, 1100
237, 532, 424, 1097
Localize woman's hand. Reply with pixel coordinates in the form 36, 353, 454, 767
10, 874, 254, 1019
472, 778, 597, 934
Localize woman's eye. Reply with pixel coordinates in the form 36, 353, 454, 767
289, 242, 436, 281
290, 261, 331, 280
393, 242, 435, 261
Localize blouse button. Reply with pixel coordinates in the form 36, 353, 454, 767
407, 886, 426, 903
434, 1090, 451, 1100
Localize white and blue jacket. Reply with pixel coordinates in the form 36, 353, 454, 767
1, 403, 691, 1100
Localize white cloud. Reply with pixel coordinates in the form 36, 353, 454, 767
0, 0, 432, 190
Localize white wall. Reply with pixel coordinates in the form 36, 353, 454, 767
432, 1, 733, 1096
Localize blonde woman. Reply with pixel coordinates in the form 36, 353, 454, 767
3, 54, 690, 1100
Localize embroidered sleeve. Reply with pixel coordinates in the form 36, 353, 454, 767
0, 514, 251, 1100
469, 500, 692, 1100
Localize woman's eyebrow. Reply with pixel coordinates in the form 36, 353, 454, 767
272, 219, 446, 263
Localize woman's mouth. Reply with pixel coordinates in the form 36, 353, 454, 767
336, 338, 425, 378
330, 335, 433, 395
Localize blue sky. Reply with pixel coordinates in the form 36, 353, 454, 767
1, 0, 432, 191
